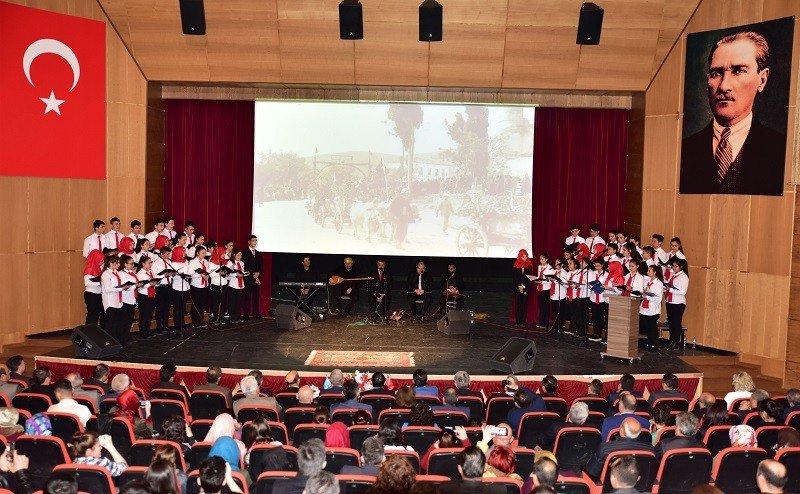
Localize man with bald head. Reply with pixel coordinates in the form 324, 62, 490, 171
320, 369, 344, 396
692, 392, 717, 421
297, 385, 315, 406
757, 459, 788, 493
601, 392, 651, 442
586, 417, 655, 480
284, 370, 300, 393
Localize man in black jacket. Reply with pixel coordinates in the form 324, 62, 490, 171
6, 356, 31, 387
368, 259, 393, 320
439, 446, 505, 494
655, 412, 707, 462
329, 257, 361, 316
240, 235, 263, 319
586, 417, 655, 481
27, 367, 56, 402
440, 261, 466, 311
85, 363, 112, 395
150, 364, 190, 404
406, 261, 433, 321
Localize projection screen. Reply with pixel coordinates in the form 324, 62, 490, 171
252, 101, 534, 258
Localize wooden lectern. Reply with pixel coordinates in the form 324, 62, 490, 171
601, 293, 642, 363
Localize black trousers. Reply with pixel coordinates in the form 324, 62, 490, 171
590, 301, 608, 337
210, 284, 226, 319
120, 303, 135, 343
640, 313, 660, 347
537, 291, 550, 326
228, 288, 244, 320
408, 293, 432, 317
138, 295, 156, 337
569, 298, 589, 336
666, 303, 686, 343
551, 297, 568, 331
332, 286, 358, 315
84, 292, 104, 326
171, 289, 188, 329
155, 285, 172, 331
104, 306, 124, 342
440, 294, 464, 312
190, 286, 209, 325
369, 292, 392, 318
244, 280, 261, 318
513, 291, 528, 324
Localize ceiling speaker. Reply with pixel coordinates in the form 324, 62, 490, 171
179, 0, 205, 36
339, 0, 363, 40
419, 0, 442, 42
576, 2, 603, 45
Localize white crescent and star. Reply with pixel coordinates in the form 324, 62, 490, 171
22, 38, 81, 116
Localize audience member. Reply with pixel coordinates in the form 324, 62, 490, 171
507, 388, 546, 433
144, 459, 181, 494
118, 480, 153, 494
406, 403, 436, 428
439, 446, 505, 494
0, 408, 24, 441
161, 415, 196, 453
782, 388, 800, 421
432, 386, 471, 419
284, 370, 301, 393
273, 438, 326, 494
330, 379, 372, 415
194, 365, 233, 406
608, 454, 640, 494
108, 372, 132, 400
587, 379, 604, 397
543, 401, 588, 450
313, 406, 330, 424
729, 424, 757, 448
521, 453, 558, 494
724, 371, 755, 408
420, 426, 473, 471
297, 385, 316, 406
601, 393, 650, 441
395, 386, 417, 409
361, 371, 394, 396
485, 422, 514, 451
198, 456, 244, 494
320, 369, 344, 396
655, 412, 706, 461
209, 436, 245, 476
85, 363, 112, 394
774, 428, 800, 451
455, 371, 483, 401
305, 470, 340, 494
379, 419, 413, 451
48, 378, 92, 426
540, 375, 558, 397
150, 364, 189, 403
586, 417, 655, 480
367, 455, 416, 494
69, 431, 128, 477
483, 445, 522, 480
65, 372, 100, 410
0, 448, 32, 494
692, 485, 723, 494
0, 364, 20, 400
692, 392, 717, 421
412, 369, 439, 397
25, 412, 52, 436
151, 443, 188, 493
233, 375, 282, 417
607, 374, 642, 408
28, 366, 56, 402
649, 403, 675, 444
531, 487, 557, 494
6, 355, 31, 387
247, 369, 273, 396
114, 387, 153, 439
648, 373, 687, 404
204, 413, 246, 457
734, 388, 770, 423
756, 459, 788, 494
342, 436, 384, 476
243, 417, 289, 475
324, 421, 350, 448
352, 409, 371, 426
43, 472, 77, 494
756, 398, 784, 427
699, 400, 732, 438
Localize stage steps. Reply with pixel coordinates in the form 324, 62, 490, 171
680, 355, 786, 397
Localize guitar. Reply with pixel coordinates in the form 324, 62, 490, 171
328, 275, 375, 285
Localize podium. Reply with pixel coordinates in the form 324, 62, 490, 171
601, 293, 642, 363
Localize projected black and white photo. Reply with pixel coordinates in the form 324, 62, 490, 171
252, 101, 535, 257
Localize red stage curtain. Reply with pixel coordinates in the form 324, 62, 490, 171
164, 99, 272, 313
513, 108, 629, 323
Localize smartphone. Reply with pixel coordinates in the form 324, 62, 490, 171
490, 426, 508, 436
443, 426, 455, 431
6, 442, 14, 462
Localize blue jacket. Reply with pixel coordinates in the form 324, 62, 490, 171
600, 413, 651, 442
507, 394, 547, 433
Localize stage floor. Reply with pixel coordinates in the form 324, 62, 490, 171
41, 292, 722, 375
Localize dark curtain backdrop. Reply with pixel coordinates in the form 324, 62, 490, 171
164, 99, 272, 313
512, 107, 629, 323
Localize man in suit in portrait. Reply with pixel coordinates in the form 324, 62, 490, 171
680, 30, 786, 195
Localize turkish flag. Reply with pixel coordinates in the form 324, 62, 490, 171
0, 1, 105, 179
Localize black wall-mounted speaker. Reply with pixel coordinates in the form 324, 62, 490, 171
179, 0, 206, 36
419, 0, 443, 42
339, 0, 364, 40
576, 2, 604, 45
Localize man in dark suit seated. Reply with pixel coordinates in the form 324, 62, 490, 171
150, 364, 190, 403
655, 412, 707, 462
439, 446, 506, 494
282, 370, 301, 394
272, 438, 326, 494
692, 392, 717, 422
680, 30, 786, 196
648, 373, 688, 406
406, 261, 433, 321
329, 379, 373, 415
607, 454, 645, 494
360, 372, 394, 397
543, 401, 589, 450
601, 393, 651, 442
507, 388, 547, 434
607, 374, 642, 414
27, 367, 56, 402
193, 365, 233, 407
85, 363, 112, 395
5, 356, 31, 387
303, 471, 338, 494
782, 388, 800, 422
319, 369, 344, 396
455, 371, 484, 401
340, 436, 384, 477
432, 387, 472, 420
540, 375, 558, 398
586, 417, 655, 481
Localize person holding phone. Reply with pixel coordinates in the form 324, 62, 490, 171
0, 448, 32, 494
70, 431, 128, 477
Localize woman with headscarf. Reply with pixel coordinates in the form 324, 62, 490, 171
83, 249, 106, 327
204, 413, 247, 458
118, 237, 135, 257
25, 413, 52, 436
208, 245, 229, 322
114, 389, 153, 439
0, 408, 25, 442
324, 421, 351, 449
512, 249, 534, 326
208, 436, 252, 486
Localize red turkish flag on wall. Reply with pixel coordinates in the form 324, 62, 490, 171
0, 1, 106, 179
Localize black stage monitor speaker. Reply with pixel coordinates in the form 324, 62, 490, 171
419, 0, 443, 41
276, 305, 313, 330
490, 337, 537, 374
576, 2, 603, 45
339, 0, 363, 40
179, 0, 206, 35
437, 310, 471, 335
71, 324, 123, 359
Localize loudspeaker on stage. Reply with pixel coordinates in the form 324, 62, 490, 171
275, 305, 313, 330
71, 324, 123, 359
436, 310, 472, 335
490, 337, 537, 374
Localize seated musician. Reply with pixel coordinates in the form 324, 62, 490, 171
296, 256, 319, 311
439, 261, 465, 311
328, 257, 361, 316
368, 258, 392, 319
406, 261, 433, 321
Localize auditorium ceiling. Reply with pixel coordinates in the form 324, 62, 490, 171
99, 0, 701, 91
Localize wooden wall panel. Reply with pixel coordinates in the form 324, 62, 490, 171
0, 254, 29, 338
706, 195, 750, 271
28, 179, 70, 254
748, 193, 795, 275
28, 252, 73, 331
68, 180, 108, 253
355, 18, 429, 87
0, 178, 29, 255
640, 190, 676, 240
642, 116, 681, 190
673, 194, 712, 267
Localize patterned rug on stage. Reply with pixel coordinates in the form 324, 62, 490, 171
304, 350, 415, 367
